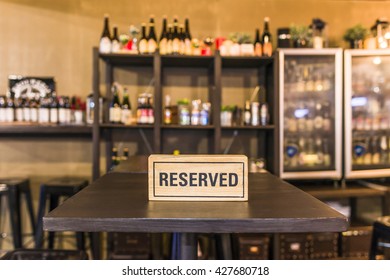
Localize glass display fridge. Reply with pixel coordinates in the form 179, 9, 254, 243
277, 49, 343, 180
344, 50, 390, 179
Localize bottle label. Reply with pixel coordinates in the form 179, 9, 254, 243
159, 38, 167, 55
5, 108, 14, 122
164, 108, 172, 124
191, 111, 200, 125
147, 108, 154, 124
50, 108, 58, 123
121, 108, 131, 124
109, 107, 121, 123
286, 144, 299, 158
260, 104, 268, 125
137, 108, 148, 124
0, 108, 6, 122
58, 108, 67, 123
111, 40, 121, 53
200, 110, 209, 125
173, 38, 180, 53
99, 37, 111, 53
23, 107, 30, 122
148, 40, 157, 53
66, 109, 72, 123
30, 108, 38, 122
314, 116, 323, 130
39, 108, 50, 123
15, 108, 23, 122
139, 39, 148, 54
244, 111, 251, 125
254, 43, 262, 56
263, 42, 272, 57
167, 40, 173, 55
354, 143, 366, 157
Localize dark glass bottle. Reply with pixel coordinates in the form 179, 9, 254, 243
167, 24, 173, 55
121, 87, 131, 125
139, 23, 148, 54
111, 25, 120, 52
147, 15, 157, 54
184, 18, 192, 55
172, 17, 180, 55
109, 84, 122, 123
254, 28, 262, 56
262, 17, 272, 57
159, 16, 168, 55
99, 14, 112, 53
179, 24, 185, 55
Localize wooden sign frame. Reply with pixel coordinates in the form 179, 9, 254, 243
148, 154, 248, 201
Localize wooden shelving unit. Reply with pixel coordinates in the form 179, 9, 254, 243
91, 48, 278, 180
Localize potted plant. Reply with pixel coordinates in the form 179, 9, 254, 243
290, 24, 311, 48
228, 32, 241, 56
343, 24, 368, 49
238, 33, 254, 56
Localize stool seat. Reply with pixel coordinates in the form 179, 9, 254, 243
35, 178, 88, 249
0, 178, 35, 249
370, 216, 390, 260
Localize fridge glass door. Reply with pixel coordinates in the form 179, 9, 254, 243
283, 55, 336, 173
350, 55, 390, 171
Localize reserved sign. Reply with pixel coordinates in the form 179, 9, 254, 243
148, 155, 248, 201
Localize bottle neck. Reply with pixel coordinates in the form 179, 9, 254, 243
102, 18, 110, 38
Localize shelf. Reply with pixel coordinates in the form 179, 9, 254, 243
100, 123, 154, 129
99, 53, 154, 67
161, 124, 214, 130
222, 125, 275, 130
221, 56, 273, 68
161, 55, 214, 68
0, 123, 92, 135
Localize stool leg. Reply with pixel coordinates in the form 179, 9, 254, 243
8, 187, 22, 248
76, 232, 85, 250
370, 225, 379, 260
22, 180, 36, 236
48, 195, 60, 249
35, 186, 47, 248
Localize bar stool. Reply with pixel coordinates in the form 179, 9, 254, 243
35, 178, 88, 249
0, 178, 36, 249
370, 216, 390, 260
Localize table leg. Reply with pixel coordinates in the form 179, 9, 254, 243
179, 233, 197, 260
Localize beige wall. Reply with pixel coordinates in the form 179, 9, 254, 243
0, 0, 389, 228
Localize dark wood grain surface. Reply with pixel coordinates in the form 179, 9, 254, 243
44, 172, 348, 233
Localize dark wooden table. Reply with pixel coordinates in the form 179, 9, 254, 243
44, 172, 348, 259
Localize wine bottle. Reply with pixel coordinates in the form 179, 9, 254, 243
30, 99, 38, 123
179, 24, 185, 55
164, 94, 172, 125
260, 99, 269, 126
147, 15, 157, 54
99, 14, 112, 53
172, 17, 180, 55
109, 84, 122, 123
159, 16, 168, 55
167, 24, 173, 55
111, 25, 120, 52
50, 94, 58, 124
22, 98, 30, 122
5, 97, 14, 122
254, 28, 262, 56
262, 17, 272, 57
15, 98, 24, 122
0, 96, 6, 122
244, 101, 251, 126
121, 87, 132, 124
64, 96, 72, 123
138, 23, 148, 54
38, 96, 50, 123
184, 18, 192, 55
